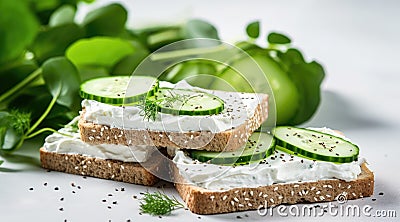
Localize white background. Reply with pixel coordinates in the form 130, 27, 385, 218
1, 0, 399, 221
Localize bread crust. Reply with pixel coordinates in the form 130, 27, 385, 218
173, 163, 374, 214
78, 94, 268, 152
40, 147, 160, 186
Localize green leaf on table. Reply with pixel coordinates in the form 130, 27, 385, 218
42, 57, 81, 109
49, 4, 76, 27
30, 23, 85, 63
267, 32, 291, 44
82, 3, 127, 37
66, 37, 135, 71
286, 61, 325, 125
246, 21, 260, 39
0, 0, 39, 64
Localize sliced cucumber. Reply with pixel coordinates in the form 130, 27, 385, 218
80, 76, 158, 104
155, 88, 224, 116
273, 126, 359, 163
190, 132, 275, 165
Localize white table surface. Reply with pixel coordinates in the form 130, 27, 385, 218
1, 0, 400, 221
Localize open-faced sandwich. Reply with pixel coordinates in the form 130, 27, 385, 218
39, 75, 374, 214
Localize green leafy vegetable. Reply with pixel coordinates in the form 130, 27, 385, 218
42, 57, 81, 109
49, 4, 76, 27
0, 0, 39, 64
66, 37, 135, 72
82, 3, 127, 37
30, 23, 85, 63
267, 32, 291, 44
140, 191, 184, 215
246, 20, 260, 39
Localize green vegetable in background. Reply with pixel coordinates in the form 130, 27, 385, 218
0, 2, 325, 163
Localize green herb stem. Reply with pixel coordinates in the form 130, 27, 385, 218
26, 88, 60, 136
0, 68, 42, 104
25, 127, 72, 139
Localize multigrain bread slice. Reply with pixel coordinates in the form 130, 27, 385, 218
172, 163, 374, 214
78, 94, 268, 152
40, 147, 162, 186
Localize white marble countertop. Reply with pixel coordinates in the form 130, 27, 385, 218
1, 0, 399, 221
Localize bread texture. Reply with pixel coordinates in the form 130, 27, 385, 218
173, 163, 374, 214
40, 147, 161, 186
78, 94, 268, 152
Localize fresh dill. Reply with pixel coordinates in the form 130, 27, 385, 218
9, 109, 31, 135
139, 191, 185, 215
139, 89, 190, 121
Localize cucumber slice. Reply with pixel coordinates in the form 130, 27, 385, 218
80, 76, 158, 104
273, 126, 359, 163
156, 88, 224, 116
189, 132, 275, 165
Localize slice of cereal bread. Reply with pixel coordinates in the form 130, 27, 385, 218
78, 93, 269, 152
40, 147, 163, 186
172, 163, 374, 214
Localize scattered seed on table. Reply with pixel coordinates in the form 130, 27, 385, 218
112, 201, 117, 205
54, 187, 59, 191
29, 187, 34, 191
133, 195, 137, 199
372, 198, 376, 201
71, 183, 75, 187
102, 199, 107, 202
77, 186, 81, 189
108, 206, 112, 209
121, 188, 125, 191
158, 216, 162, 218
379, 192, 384, 196
43, 182, 48, 186
108, 194, 113, 197
60, 198, 64, 201
59, 208, 64, 211
115, 188, 119, 192
72, 191, 75, 194
236, 216, 242, 219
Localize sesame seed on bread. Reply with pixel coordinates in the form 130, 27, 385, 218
172, 163, 374, 214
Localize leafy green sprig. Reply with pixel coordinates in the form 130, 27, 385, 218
139, 90, 190, 121
140, 191, 185, 215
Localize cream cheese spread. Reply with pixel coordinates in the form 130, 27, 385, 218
43, 118, 155, 163
81, 81, 268, 133
172, 128, 363, 191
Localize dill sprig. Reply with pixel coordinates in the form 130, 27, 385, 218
9, 109, 31, 135
139, 90, 190, 121
139, 191, 185, 215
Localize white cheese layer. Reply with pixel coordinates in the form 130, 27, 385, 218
81, 81, 268, 133
172, 128, 363, 191
43, 118, 155, 163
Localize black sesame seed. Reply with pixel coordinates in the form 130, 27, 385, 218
60, 197, 64, 201
158, 216, 162, 218
372, 198, 376, 201
59, 208, 64, 211
77, 186, 81, 189
43, 182, 48, 186
83, 176, 87, 179
72, 191, 75, 194
139, 212, 142, 215
121, 188, 125, 191
54, 187, 59, 191
197, 216, 201, 219
108, 206, 112, 209
108, 194, 113, 196
237, 215, 242, 219
379, 192, 384, 196
71, 183, 75, 187
115, 188, 119, 192
102, 199, 106, 202
29, 187, 34, 191
127, 220, 131, 222
244, 214, 249, 217
112, 201, 117, 205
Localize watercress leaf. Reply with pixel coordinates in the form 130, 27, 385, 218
246, 21, 260, 39
82, 3, 127, 37
183, 19, 219, 40
276, 48, 305, 71
41, 57, 81, 109
267, 32, 291, 44
49, 4, 76, 27
66, 37, 135, 70
287, 61, 325, 125
30, 23, 85, 63
0, 0, 39, 64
